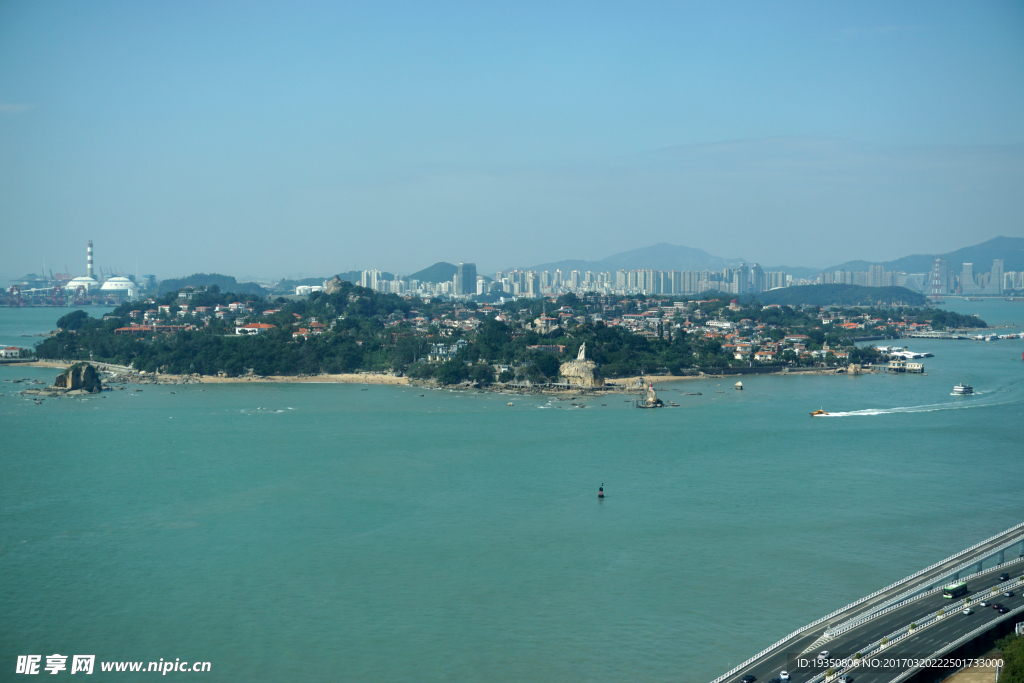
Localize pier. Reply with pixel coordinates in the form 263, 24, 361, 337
868, 360, 925, 373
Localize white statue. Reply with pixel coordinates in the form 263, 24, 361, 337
577, 342, 586, 361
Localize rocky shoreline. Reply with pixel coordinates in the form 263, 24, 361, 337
12, 361, 854, 401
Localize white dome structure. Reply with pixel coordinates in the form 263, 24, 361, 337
100, 276, 137, 298
65, 276, 100, 292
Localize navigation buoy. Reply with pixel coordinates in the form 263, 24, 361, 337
598, 484, 604, 499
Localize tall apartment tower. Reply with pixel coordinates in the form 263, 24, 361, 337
960, 263, 976, 294
991, 259, 1004, 295
868, 264, 885, 288
456, 262, 477, 296
360, 269, 382, 290
735, 264, 750, 294
749, 264, 764, 293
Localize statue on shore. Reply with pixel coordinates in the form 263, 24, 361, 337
643, 382, 663, 408
560, 342, 603, 388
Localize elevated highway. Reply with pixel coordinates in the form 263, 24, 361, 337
712, 523, 1024, 683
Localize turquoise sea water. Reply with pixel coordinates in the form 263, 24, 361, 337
1, 303, 1022, 682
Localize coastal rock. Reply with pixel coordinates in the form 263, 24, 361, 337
642, 383, 663, 408
559, 344, 603, 388
54, 363, 103, 393
323, 276, 345, 295
559, 359, 604, 388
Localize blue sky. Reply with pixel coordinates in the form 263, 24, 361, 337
1, 1, 1022, 279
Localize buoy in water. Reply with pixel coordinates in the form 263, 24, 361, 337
598, 484, 604, 499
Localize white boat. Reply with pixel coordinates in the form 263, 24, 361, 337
952, 384, 973, 395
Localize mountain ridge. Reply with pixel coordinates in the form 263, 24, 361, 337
502, 236, 1023, 277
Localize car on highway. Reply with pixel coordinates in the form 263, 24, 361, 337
838, 675, 854, 683
742, 675, 756, 683
1005, 591, 1015, 597
999, 572, 1010, 581
963, 608, 974, 615
998, 607, 1010, 613
780, 672, 790, 681
980, 601, 990, 607
992, 603, 1003, 610
817, 651, 830, 661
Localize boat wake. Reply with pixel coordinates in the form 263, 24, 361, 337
825, 396, 1020, 417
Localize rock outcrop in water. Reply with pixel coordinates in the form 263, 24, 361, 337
559, 342, 604, 388
54, 363, 103, 393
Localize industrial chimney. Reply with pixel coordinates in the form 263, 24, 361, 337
87, 240, 94, 279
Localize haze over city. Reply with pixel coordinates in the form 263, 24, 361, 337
2, 1, 1023, 280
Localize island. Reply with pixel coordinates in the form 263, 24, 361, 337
31, 281, 987, 389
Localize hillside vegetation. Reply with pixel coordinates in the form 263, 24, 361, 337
757, 284, 928, 307
158, 273, 266, 296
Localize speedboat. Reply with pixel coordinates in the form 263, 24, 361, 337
810, 409, 828, 417
952, 384, 973, 395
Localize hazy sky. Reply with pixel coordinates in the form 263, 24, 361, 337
2, 1, 1023, 280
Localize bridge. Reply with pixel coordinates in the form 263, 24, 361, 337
712, 523, 1024, 683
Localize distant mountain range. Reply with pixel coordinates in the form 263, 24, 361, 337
153, 236, 1021, 294
408, 262, 458, 284
519, 244, 749, 276
823, 236, 1024, 275
512, 236, 1023, 278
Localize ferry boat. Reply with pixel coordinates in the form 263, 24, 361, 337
810, 409, 828, 417
952, 384, 973, 395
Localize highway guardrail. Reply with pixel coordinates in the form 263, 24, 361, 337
824, 556, 1024, 637
817, 576, 1024, 683
883, 603, 1024, 683
707, 521, 1024, 683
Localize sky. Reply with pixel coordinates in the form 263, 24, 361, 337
1, 1, 1023, 281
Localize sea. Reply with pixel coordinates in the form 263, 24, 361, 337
1, 301, 1022, 682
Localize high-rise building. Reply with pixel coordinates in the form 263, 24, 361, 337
456, 262, 477, 296
360, 269, 382, 290
960, 263, 976, 293
750, 264, 764, 293
990, 259, 1004, 295
526, 272, 540, 297
735, 264, 750, 294
766, 271, 787, 290
868, 265, 885, 288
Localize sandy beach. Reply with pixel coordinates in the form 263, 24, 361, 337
18, 361, 843, 393
195, 372, 410, 386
